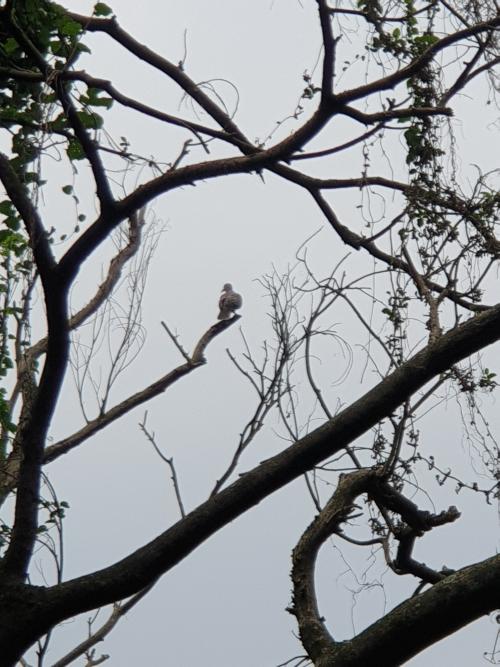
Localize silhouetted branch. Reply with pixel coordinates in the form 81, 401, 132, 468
43, 316, 240, 464
139, 412, 186, 518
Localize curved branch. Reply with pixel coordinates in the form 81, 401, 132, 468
290, 467, 497, 666
290, 468, 378, 661
57, 105, 331, 281
0, 155, 68, 580
62, 70, 240, 149
29, 210, 145, 361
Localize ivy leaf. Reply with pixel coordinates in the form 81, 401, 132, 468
5, 216, 20, 231
94, 2, 113, 16
59, 18, 82, 38
52, 113, 69, 131
91, 97, 113, 109
0, 201, 13, 216
66, 139, 85, 161
84, 88, 113, 109
3, 38, 19, 55
75, 42, 91, 54
77, 110, 103, 129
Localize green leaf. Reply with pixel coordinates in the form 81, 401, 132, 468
3, 38, 19, 55
52, 113, 69, 131
85, 88, 113, 109
59, 19, 82, 38
94, 2, 113, 16
23, 171, 40, 184
62, 185, 73, 195
66, 139, 85, 161
0, 201, 13, 216
77, 110, 103, 129
75, 42, 91, 54
91, 97, 113, 109
5, 216, 20, 231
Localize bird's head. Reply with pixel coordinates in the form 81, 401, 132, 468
222, 283, 233, 291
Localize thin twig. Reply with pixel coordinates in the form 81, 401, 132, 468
139, 412, 186, 518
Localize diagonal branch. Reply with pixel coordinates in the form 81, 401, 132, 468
43, 316, 240, 464
50, 584, 153, 667
37, 301, 500, 617
62, 70, 241, 149
329, 552, 500, 666
57, 104, 330, 282
333, 16, 500, 106
29, 209, 145, 361
67, 11, 251, 145
53, 77, 115, 213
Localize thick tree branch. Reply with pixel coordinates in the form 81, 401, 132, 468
53, 79, 115, 213
342, 103, 453, 124
291, 464, 498, 666
316, 553, 500, 666
290, 468, 378, 661
0, 154, 56, 279
30, 302, 500, 622
0, 157, 68, 580
57, 105, 331, 280
317, 0, 337, 98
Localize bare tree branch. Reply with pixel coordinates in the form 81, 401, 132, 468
43, 316, 240, 464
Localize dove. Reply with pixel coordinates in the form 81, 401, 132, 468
218, 283, 242, 320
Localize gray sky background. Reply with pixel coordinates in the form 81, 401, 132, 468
8, 1, 500, 665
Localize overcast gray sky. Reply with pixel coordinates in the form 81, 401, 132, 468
10, 1, 500, 665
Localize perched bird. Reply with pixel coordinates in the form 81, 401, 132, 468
218, 283, 242, 320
